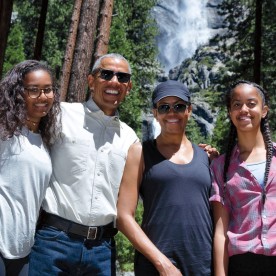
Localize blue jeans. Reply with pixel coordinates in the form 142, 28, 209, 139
28, 226, 116, 276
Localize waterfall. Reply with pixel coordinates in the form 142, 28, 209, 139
152, 0, 212, 73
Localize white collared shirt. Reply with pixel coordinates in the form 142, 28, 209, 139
42, 99, 138, 226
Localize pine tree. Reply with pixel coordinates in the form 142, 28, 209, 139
3, 22, 25, 75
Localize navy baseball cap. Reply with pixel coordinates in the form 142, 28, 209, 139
152, 80, 191, 106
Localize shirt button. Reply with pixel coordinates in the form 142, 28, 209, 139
263, 215, 267, 218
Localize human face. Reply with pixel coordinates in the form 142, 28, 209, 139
153, 96, 192, 134
229, 84, 268, 133
87, 57, 132, 116
23, 69, 54, 123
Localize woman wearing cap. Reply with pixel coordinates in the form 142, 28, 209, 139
117, 80, 213, 275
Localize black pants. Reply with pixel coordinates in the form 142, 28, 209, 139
229, 253, 276, 276
0, 253, 29, 276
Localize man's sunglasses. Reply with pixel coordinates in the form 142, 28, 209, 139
156, 103, 188, 114
96, 68, 131, 83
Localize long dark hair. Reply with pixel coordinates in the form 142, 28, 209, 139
223, 80, 273, 193
0, 60, 61, 148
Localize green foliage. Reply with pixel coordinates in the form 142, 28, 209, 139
3, 22, 25, 75
199, 56, 216, 69
116, 200, 144, 272
216, 0, 255, 80
262, 0, 276, 135
12, 0, 73, 77
13, 0, 40, 59
186, 116, 209, 145
42, 0, 73, 75
210, 108, 229, 154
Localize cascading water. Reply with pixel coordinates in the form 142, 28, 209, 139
152, 0, 213, 73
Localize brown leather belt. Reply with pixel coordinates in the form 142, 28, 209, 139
39, 211, 118, 240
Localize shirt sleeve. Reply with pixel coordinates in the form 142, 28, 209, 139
209, 156, 231, 213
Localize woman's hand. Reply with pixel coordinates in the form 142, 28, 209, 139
157, 256, 183, 276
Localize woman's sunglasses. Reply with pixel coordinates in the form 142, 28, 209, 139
156, 103, 188, 114
97, 68, 131, 83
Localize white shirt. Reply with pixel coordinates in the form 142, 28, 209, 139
42, 99, 138, 226
0, 129, 51, 258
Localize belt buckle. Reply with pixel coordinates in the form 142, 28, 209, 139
87, 227, 97, 240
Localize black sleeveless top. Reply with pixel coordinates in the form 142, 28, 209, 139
135, 139, 213, 275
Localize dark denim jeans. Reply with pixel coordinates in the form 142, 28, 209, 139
29, 226, 116, 276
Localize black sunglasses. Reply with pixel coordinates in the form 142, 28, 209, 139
97, 68, 131, 83
157, 103, 188, 114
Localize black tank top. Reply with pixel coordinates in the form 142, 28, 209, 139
137, 139, 213, 275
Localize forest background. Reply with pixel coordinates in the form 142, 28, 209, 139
0, 0, 275, 272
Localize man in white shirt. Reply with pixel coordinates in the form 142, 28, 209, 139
29, 53, 139, 275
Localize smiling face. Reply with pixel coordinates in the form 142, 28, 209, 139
153, 96, 192, 135
87, 57, 132, 116
23, 69, 54, 123
229, 84, 268, 133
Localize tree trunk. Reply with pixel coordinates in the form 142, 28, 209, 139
93, 0, 114, 63
59, 0, 83, 101
0, 0, 13, 78
33, 0, 48, 60
66, 0, 100, 102
253, 0, 262, 84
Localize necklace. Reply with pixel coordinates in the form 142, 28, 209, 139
26, 118, 39, 126
25, 118, 40, 133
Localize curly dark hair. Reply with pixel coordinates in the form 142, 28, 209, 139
0, 60, 61, 148
223, 80, 273, 201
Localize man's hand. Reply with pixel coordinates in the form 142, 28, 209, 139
199, 143, 220, 162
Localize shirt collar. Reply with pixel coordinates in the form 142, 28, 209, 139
85, 99, 120, 121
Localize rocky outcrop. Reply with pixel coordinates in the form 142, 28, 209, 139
206, 0, 225, 30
